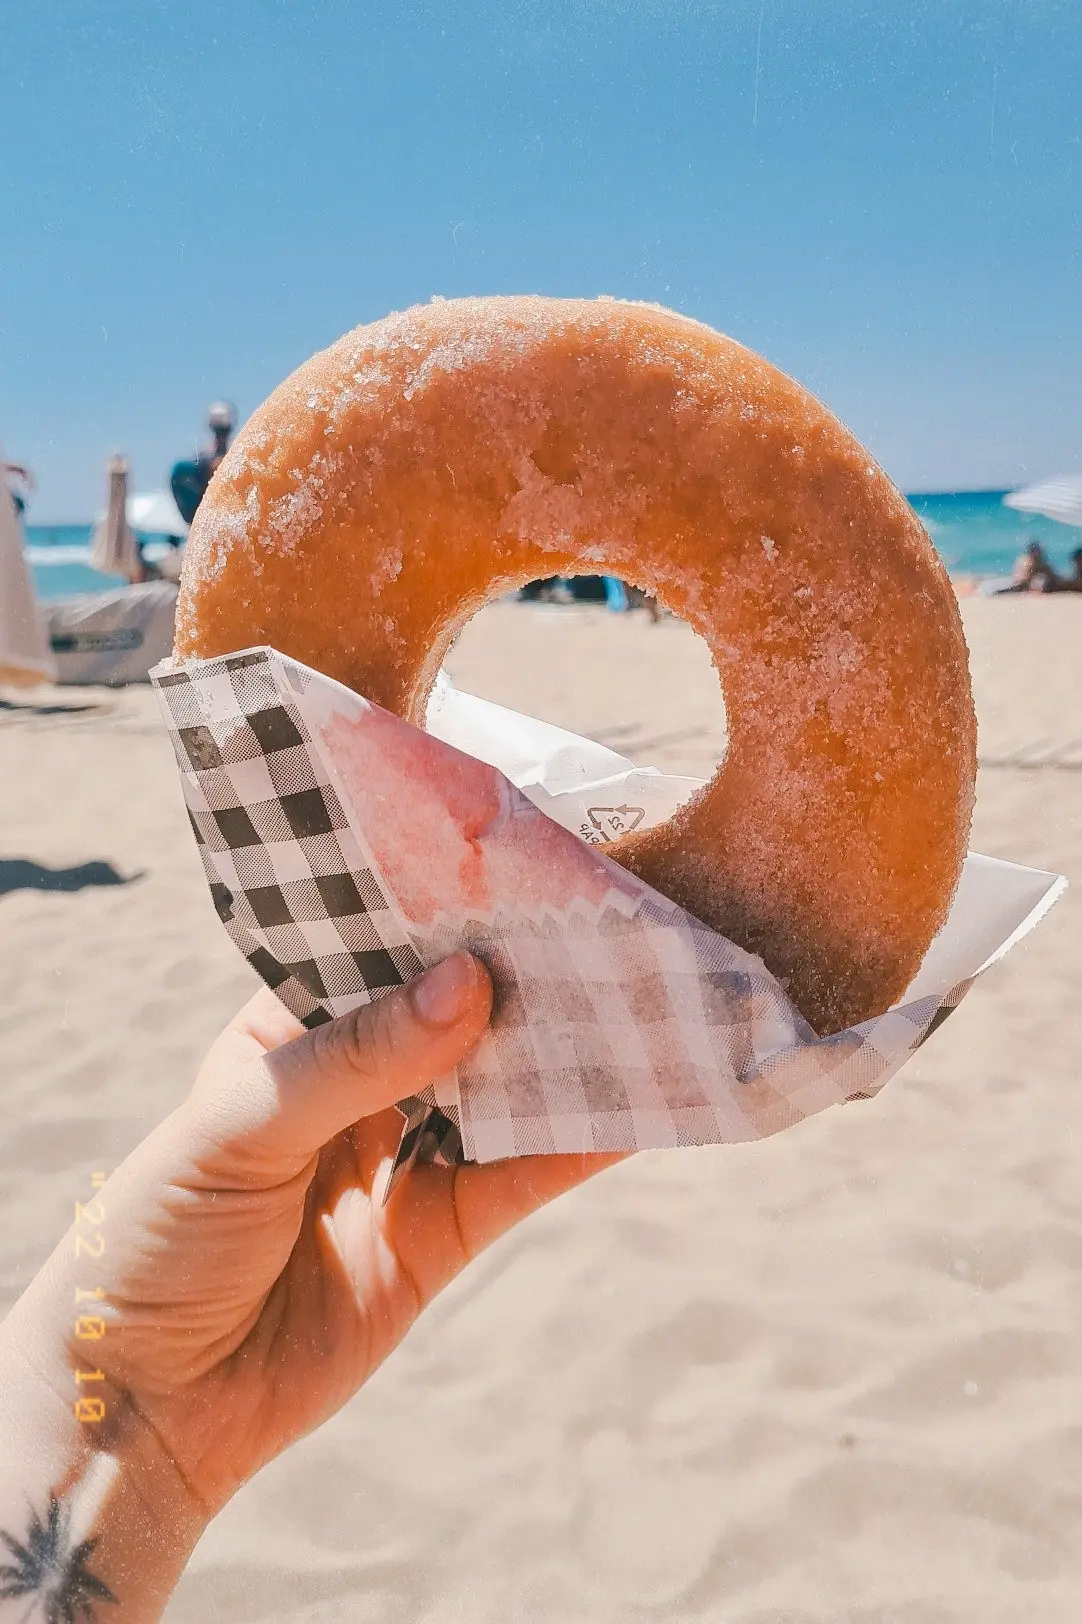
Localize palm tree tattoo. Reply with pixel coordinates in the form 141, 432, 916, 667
0, 1494, 116, 1622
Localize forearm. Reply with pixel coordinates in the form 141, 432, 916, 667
0, 1276, 209, 1620
0, 961, 507, 1618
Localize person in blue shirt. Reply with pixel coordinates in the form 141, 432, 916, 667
169, 401, 236, 526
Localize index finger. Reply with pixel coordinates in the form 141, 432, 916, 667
451, 1150, 629, 1261
229, 984, 308, 1055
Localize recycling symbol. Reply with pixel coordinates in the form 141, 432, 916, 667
585, 805, 647, 841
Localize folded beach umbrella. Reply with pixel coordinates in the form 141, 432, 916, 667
0, 466, 56, 686
1003, 474, 1082, 528
89, 454, 143, 579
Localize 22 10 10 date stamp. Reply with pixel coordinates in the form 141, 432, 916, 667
73, 1171, 109, 1425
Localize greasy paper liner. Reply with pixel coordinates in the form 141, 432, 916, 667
151, 647, 1065, 1189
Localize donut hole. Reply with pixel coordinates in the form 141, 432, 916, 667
442, 583, 729, 805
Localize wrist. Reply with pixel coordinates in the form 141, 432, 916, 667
0, 1315, 210, 1622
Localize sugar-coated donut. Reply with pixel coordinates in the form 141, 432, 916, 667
176, 296, 976, 1035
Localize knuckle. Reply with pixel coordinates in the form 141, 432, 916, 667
312, 988, 412, 1088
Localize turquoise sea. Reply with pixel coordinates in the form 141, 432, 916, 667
23, 491, 1082, 600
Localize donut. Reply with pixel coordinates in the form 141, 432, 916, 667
175, 296, 976, 1035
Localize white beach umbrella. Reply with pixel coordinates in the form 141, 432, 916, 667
89, 454, 143, 579
1003, 474, 1082, 528
92, 488, 188, 540
0, 467, 56, 686
127, 487, 187, 537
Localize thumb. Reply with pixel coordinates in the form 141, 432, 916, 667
221, 952, 492, 1164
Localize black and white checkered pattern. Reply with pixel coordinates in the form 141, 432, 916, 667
414, 902, 961, 1163
151, 646, 1006, 1176
154, 651, 426, 1020
152, 649, 462, 1188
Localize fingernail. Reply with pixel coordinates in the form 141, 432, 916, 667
411, 953, 477, 1027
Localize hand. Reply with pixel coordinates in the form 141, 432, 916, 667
9, 953, 615, 1527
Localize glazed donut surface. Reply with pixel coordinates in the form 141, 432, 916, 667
176, 296, 976, 1034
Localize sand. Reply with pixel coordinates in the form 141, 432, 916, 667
1, 596, 1080, 1622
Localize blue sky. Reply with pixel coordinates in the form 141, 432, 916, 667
3, 0, 1081, 520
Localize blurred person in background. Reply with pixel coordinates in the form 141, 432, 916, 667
1002, 539, 1062, 593
3, 455, 34, 517
1060, 546, 1082, 592
169, 401, 236, 526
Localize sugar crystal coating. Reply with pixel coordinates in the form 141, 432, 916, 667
176, 295, 977, 1034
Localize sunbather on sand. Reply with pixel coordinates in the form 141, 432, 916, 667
1063, 547, 1082, 592
1002, 540, 1062, 593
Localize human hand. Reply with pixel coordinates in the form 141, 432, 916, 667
6, 953, 616, 1531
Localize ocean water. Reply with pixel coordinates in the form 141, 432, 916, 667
25, 525, 182, 597
23, 492, 1082, 600
907, 491, 1082, 581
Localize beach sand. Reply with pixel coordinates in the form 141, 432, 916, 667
2, 597, 1080, 1622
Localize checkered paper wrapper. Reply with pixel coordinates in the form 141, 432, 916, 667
150, 647, 1065, 1188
